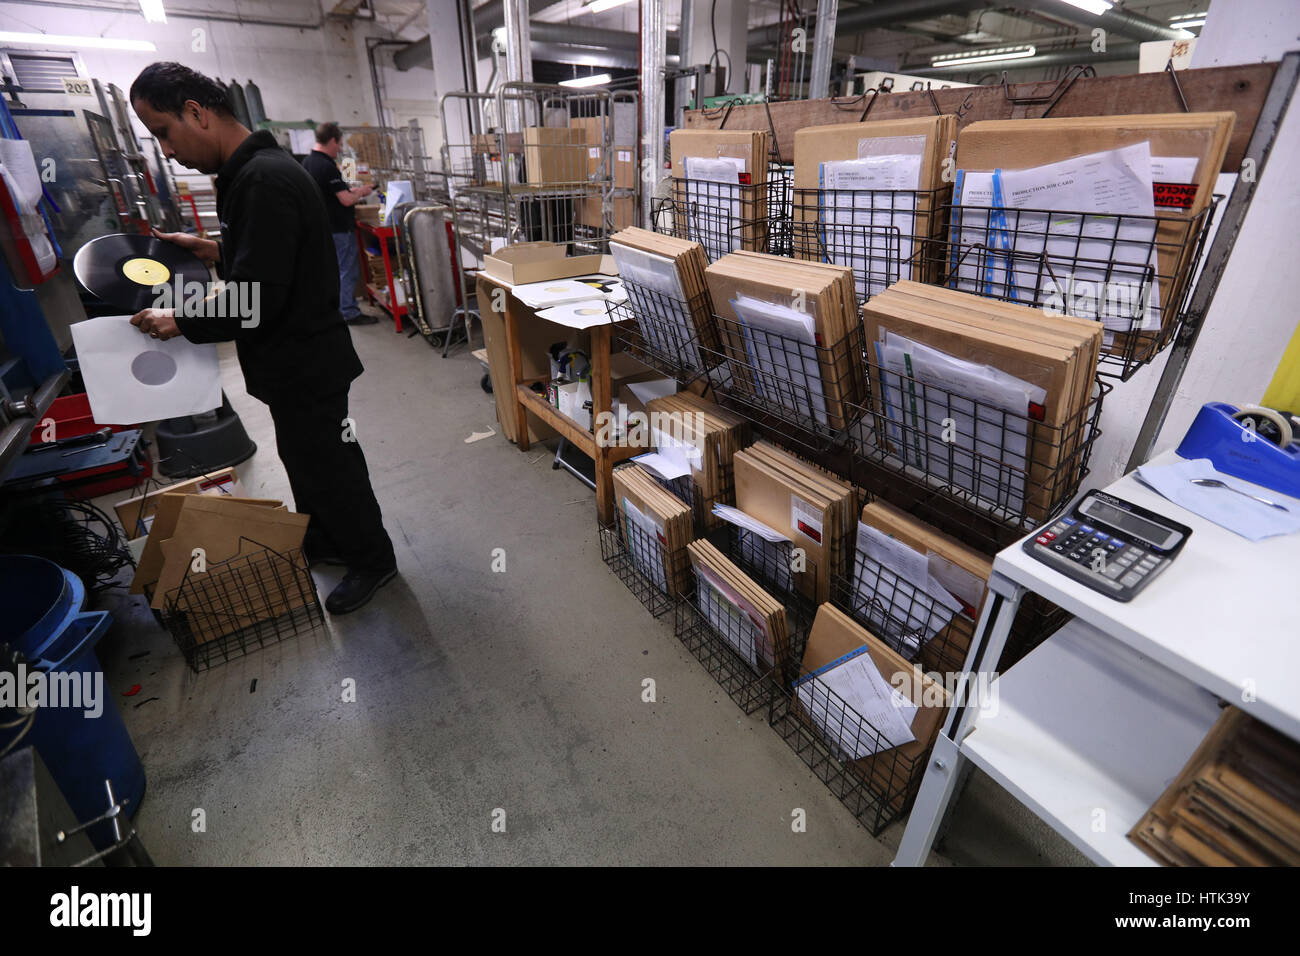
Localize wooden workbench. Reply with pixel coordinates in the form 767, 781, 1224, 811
476, 273, 642, 526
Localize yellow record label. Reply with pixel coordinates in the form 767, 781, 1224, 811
121, 257, 171, 286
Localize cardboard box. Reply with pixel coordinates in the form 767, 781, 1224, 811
482, 242, 613, 285
476, 275, 559, 444
523, 126, 589, 186
668, 129, 770, 253
115, 468, 241, 540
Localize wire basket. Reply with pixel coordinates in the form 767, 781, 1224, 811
597, 508, 692, 619
849, 360, 1110, 552
653, 165, 787, 260
157, 541, 324, 672
772, 662, 930, 836
645, 458, 737, 537
792, 186, 948, 303
607, 278, 720, 382
830, 552, 977, 680
703, 316, 868, 453
931, 198, 1220, 380
673, 557, 788, 716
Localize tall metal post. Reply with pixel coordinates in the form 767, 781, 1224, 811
503, 0, 533, 85
641, 0, 667, 229
675, 0, 694, 128
808, 0, 838, 100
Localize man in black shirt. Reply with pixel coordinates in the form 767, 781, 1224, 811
127, 62, 397, 615
302, 122, 374, 326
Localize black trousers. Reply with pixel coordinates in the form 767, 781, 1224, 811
268, 387, 395, 573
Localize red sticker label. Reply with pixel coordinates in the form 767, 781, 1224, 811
738, 172, 752, 185
797, 520, 822, 543
1154, 182, 1198, 209
1028, 402, 1046, 422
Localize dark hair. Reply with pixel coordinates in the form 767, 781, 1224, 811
315, 121, 342, 145
129, 61, 233, 118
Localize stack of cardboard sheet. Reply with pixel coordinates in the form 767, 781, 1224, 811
705, 252, 863, 430
571, 117, 636, 229
114, 467, 240, 543
668, 129, 770, 257
851, 500, 993, 676
611, 464, 694, 597
861, 280, 1102, 521
522, 126, 589, 186
1131, 706, 1300, 866
793, 604, 949, 811
642, 391, 749, 529
129, 493, 311, 644
610, 227, 721, 361
733, 440, 857, 603
952, 112, 1235, 357
686, 539, 789, 678
792, 115, 957, 294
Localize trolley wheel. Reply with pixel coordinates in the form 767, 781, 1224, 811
480, 372, 493, 394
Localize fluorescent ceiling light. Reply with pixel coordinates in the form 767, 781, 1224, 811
139, 0, 167, 23
1058, 0, 1114, 15
585, 0, 635, 14
930, 45, 1037, 67
1170, 13, 1206, 29
559, 73, 612, 88
0, 31, 157, 52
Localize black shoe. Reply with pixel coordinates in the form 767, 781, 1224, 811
345, 313, 379, 326
325, 565, 398, 615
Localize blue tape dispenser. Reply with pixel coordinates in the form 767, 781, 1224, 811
1176, 402, 1300, 499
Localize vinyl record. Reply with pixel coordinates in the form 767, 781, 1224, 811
73, 233, 209, 312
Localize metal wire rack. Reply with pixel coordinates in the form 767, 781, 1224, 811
673, 557, 787, 716
848, 359, 1110, 552
932, 197, 1221, 380
157, 541, 324, 672
606, 278, 719, 383
792, 186, 948, 303
651, 160, 790, 260
771, 660, 929, 835
702, 315, 868, 454
597, 505, 692, 618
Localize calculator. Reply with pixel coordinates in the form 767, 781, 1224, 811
1022, 490, 1192, 601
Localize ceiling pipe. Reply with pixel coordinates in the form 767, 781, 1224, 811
394, 23, 679, 70
1017, 0, 1188, 42
907, 40, 1140, 75
748, 0, 987, 50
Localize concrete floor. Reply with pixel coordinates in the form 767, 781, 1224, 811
91, 311, 1088, 866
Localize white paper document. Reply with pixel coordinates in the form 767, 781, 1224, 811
994, 142, 1161, 330
1135, 457, 1300, 541
796, 648, 917, 760
874, 332, 1045, 514
711, 504, 792, 544
536, 299, 613, 329
819, 153, 922, 299
730, 293, 827, 426
695, 562, 769, 673
948, 170, 1012, 298
513, 277, 623, 309
683, 155, 746, 259
633, 452, 691, 481
621, 497, 667, 591
850, 526, 962, 653
608, 242, 703, 369
71, 316, 221, 425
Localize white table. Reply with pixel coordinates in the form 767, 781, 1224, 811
892, 449, 1300, 866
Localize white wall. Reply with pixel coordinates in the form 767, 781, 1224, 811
1083, 0, 1300, 487
0, 0, 382, 130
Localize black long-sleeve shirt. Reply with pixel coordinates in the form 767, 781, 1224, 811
176, 129, 363, 404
